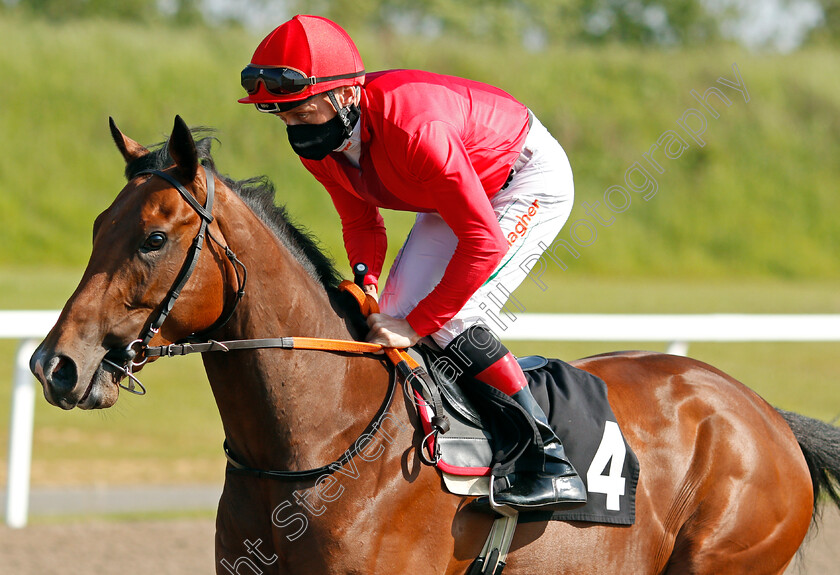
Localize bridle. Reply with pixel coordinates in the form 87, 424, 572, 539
101, 164, 247, 394
96, 164, 442, 480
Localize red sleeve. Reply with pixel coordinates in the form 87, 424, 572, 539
304, 161, 387, 286
398, 122, 509, 336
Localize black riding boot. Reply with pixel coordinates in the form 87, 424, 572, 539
443, 325, 587, 512
491, 386, 588, 511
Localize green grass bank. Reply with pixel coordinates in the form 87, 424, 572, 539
1, 15, 839, 280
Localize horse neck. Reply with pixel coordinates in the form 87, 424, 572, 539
202, 186, 387, 471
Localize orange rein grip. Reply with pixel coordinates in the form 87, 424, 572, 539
290, 338, 417, 368
337, 280, 419, 369
338, 280, 380, 316
394, 348, 420, 369
290, 337, 383, 354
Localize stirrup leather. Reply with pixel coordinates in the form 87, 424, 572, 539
467, 488, 519, 575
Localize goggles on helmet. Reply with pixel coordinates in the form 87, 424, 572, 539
241, 65, 365, 96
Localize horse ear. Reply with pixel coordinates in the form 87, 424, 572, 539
109, 117, 149, 163
168, 115, 198, 181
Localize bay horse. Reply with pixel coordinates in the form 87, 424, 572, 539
31, 116, 840, 574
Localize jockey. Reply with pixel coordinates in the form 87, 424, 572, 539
239, 14, 585, 512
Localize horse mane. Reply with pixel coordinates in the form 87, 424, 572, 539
124, 128, 343, 290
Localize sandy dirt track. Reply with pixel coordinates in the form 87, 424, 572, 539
0, 507, 838, 574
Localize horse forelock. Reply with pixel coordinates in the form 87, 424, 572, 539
123, 128, 216, 180
122, 128, 342, 290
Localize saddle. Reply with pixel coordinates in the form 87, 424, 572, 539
406, 343, 640, 526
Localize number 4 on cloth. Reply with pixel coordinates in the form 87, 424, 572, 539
586, 421, 627, 511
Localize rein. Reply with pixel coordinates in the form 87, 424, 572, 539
102, 167, 439, 480
215, 282, 441, 480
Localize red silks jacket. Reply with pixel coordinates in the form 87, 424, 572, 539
301, 69, 530, 336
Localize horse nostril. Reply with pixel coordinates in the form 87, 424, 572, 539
48, 354, 78, 393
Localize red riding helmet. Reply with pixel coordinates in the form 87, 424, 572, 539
238, 15, 365, 107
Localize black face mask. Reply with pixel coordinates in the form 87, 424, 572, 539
287, 103, 360, 161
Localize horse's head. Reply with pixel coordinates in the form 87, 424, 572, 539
30, 116, 234, 409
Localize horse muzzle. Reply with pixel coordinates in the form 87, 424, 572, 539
30, 344, 120, 410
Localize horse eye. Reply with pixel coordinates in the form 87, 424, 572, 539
142, 232, 167, 251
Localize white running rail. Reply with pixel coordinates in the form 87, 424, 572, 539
2, 311, 58, 528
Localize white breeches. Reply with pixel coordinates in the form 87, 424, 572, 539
380, 114, 575, 347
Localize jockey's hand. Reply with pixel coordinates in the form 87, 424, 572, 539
366, 314, 420, 349
363, 283, 378, 302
